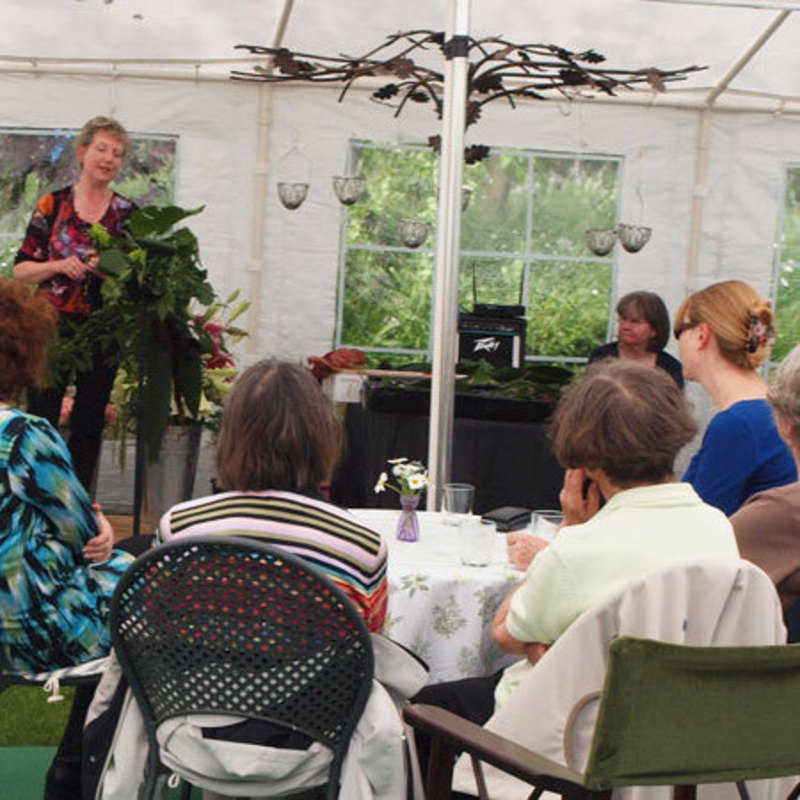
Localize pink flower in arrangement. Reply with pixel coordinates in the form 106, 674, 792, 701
195, 317, 237, 370
59, 396, 75, 426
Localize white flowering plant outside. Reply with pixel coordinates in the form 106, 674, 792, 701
374, 457, 429, 497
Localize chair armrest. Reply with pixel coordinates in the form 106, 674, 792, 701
403, 703, 589, 797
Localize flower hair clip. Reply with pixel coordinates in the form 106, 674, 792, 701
747, 315, 775, 354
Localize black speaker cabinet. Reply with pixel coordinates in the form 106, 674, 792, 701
458, 314, 527, 368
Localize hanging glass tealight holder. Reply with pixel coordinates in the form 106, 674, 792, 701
277, 182, 309, 211
399, 219, 430, 249
332, 176, 367, 206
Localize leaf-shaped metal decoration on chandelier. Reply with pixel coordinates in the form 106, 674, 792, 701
232, 32, 705, 163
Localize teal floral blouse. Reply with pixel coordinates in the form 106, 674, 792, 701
0, 407, 133, 672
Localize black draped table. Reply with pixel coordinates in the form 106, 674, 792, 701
330, 402, 564, 514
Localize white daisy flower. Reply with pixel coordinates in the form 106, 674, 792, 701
407, 473, 427, 491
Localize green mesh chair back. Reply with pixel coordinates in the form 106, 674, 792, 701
584, 637, 800, 791
110, 535, 375, 800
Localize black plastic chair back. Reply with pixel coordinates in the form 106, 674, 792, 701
110, 535, 375, 800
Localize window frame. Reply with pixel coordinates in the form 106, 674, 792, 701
334, 138, 623, 364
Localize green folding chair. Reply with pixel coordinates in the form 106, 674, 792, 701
404, 637, 800, 800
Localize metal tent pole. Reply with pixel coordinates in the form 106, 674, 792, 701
426, 0, 471, 510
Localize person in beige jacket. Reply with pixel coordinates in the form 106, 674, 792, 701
412, 361, 740, 783
731, 341, 800, 624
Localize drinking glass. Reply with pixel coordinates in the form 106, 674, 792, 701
532, 509, 563, 541
460, 518, 496, 566
443, 483, 475, 526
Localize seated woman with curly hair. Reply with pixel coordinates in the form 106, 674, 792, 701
0, 279, 137, 798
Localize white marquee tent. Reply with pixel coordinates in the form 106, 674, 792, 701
4, 0, 800, 499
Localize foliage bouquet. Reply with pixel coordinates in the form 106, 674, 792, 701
84, 204, 246, 461
374, 457, 428, 541
108, 290, 249, 462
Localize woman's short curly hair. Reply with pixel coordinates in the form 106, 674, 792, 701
76, 116, 129, 160
550, 359, 697, 487
216, 359, 343, 493
0, 280, 58, 401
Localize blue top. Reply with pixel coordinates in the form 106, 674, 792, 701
0, 408, 133, 672
683, 399, 797, 516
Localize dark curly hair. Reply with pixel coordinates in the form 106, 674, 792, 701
0, 280, 58, 402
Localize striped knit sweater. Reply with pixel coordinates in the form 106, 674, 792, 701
156, 490, 388, 632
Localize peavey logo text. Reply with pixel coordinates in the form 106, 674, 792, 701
472, 336, 501, 354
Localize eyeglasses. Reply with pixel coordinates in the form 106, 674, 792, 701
673, 321, 700, 340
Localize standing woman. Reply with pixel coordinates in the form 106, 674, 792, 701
676, 279, 796, 515
13, 116, 136, 493
588, 290, 684, 388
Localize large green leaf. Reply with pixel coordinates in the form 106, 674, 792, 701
96, 247, 128, 277
127, 204, 204, 237
141, 320, 174, 462
173, 344, 204, 419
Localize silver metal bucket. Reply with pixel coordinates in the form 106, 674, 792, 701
143, 424, 202, 529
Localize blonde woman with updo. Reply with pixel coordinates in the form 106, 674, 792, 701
675, 280, 796, 515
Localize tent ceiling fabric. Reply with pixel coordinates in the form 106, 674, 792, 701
4, 0, 800, 108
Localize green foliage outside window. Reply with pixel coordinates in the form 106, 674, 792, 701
0, 129, 176, 278
337, 141, 619, 361
773, 168, 800, 362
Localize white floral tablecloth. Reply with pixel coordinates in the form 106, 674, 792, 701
352, 509, 524, 683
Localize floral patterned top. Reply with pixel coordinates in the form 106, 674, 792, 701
0, 407, 133, 672
14, 185, 136, 315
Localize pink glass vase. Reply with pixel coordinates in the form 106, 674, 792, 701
396, 494, 420, 541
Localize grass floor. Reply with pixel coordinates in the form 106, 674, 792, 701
0, 687, 202, 797
0, 686, 72, 746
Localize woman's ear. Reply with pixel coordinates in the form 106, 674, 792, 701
696, 321, 714, 349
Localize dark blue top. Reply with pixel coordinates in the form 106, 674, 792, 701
682, 399, 797, 516
588, 341, 684, 389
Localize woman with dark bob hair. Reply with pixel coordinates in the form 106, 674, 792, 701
413, 361, 738, 782
157, 358, 388, 632
0, 279, 136, 798
588, 290, 684, 387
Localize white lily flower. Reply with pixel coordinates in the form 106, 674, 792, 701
374, 471, 388, 493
